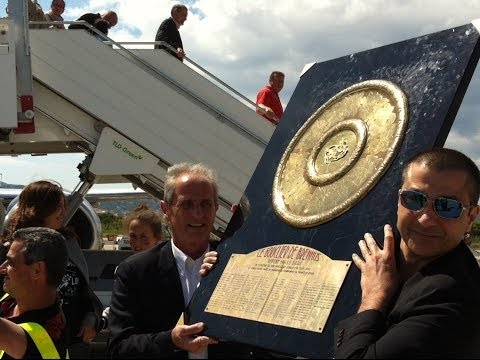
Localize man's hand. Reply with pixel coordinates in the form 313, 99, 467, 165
177, 47, 186, 60
199, 251, 218, 277
352, 224, 399, 313
256, 104, 279, 122
265, 108, 279, 121
77, 324, 97, 343
171, 322, 218, 354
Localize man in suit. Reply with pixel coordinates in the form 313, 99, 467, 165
154, 4, 188, 61
334, 148, 480, 358
107, 162, 218, 358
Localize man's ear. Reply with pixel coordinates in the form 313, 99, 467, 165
467, 205, 480, 230
160, 200, 170, 221
31, 261, 47, 281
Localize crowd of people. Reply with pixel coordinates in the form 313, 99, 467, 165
6, 2, 479, 359
1, 147, 479, 359
24, 0, 118, 38
1, 180, 104, 358
25, 1, 286, 126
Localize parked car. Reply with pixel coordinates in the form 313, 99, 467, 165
115, 235, 131, 250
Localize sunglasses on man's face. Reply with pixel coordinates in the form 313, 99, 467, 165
398, 189, 473, 220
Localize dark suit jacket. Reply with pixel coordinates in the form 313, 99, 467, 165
334, 242, 480, 358
154, 17, 183, 59
107, 240, 185, 358
107, 240, 284, 359
68, 12, 101, 34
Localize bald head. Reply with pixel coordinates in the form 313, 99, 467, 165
102, 11, 118, 28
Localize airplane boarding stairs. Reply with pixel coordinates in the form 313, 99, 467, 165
4, 28, 275, 233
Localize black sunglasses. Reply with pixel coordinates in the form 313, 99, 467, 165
398, 189, 474, 219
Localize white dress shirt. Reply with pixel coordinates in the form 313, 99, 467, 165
171, 241, 210, 359
171, 241, 209, 306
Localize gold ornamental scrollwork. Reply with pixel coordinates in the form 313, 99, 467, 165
305, 119, 367, 186
272, 80, 408, 228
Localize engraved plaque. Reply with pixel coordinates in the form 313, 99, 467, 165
205, 245, 351, 333
273, 80, 408, 228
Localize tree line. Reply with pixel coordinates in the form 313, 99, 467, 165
99, 211, 480, 248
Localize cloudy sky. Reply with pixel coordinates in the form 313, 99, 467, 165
0, 0, 479, 190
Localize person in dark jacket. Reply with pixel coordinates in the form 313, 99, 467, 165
334, 148, 480, 358
107, 162, 219, 358
154, 4, 188, 61
68, 10, 117, 35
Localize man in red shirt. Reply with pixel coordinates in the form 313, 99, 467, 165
256, 71, 285, 125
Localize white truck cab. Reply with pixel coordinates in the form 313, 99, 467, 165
115, 235, 131, 250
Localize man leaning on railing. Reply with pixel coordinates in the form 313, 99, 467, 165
68, 11, 117, 35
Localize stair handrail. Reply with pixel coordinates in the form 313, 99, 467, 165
28, 20, 271, 146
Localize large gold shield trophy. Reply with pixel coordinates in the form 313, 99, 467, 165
189, 21, 480, 358
273, 80, 408, 228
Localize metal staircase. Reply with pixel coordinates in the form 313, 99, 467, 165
0, 20, 275, 232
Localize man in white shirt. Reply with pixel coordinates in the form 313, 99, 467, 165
108, 163, 219, 358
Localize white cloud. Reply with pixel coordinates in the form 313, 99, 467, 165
0, 154, 85, 188
30, 0, 479, 103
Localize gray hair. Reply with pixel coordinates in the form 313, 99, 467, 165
12, 227, 68, 287
163, 162, 218, 206
171, 4, 187, 16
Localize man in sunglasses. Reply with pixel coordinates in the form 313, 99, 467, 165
335, 148, 480, 358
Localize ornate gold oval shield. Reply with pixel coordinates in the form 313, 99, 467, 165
272, 80, 408, 228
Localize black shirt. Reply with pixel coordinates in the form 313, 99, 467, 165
58, 259, 85, 343
68, 13, 101, 34
0, 295, 67, 359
